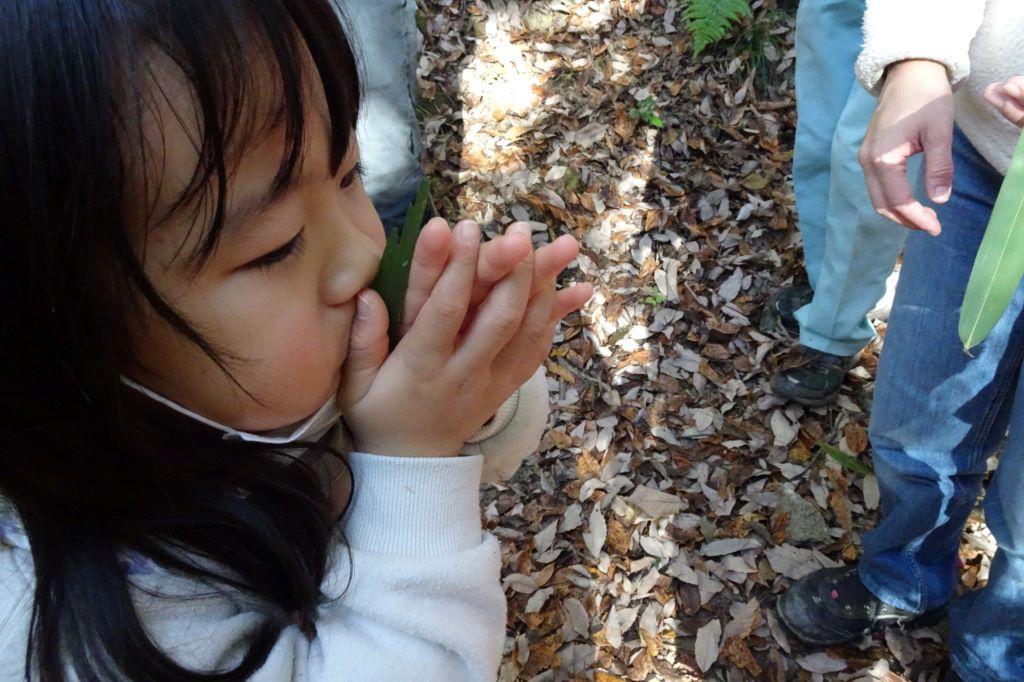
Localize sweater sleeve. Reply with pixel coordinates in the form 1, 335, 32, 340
135, 454, 506, 681
461, 368, 550, 485
856, 0, 988, 94
300, 453, 506, 682
0, 541, 34, 681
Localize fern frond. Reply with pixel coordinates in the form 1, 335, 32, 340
679, 0, 752, 54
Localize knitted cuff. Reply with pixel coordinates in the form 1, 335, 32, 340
343, 453, 484, 556
462, 368, 550, 484
855, 0, 987, 94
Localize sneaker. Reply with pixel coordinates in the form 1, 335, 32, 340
776, 565, 946, 646
771, 346, 857, 407
762, 284, 814, 336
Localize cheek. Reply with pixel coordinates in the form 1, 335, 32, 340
214, 291, 355, 411
130, 283, 355, 431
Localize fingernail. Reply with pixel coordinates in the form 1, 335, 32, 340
356, 291, 372, 318
511, 222, 532, 237
456, 221, 479, 245
932, 186, 950, 202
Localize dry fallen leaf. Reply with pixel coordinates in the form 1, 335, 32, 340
420, 2, 974, 678
695, 619, 722, 673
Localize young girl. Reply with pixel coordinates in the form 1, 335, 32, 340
0, 1, 591, 679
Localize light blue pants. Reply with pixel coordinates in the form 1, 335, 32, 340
863, 129, 1023, 682
792, 0, 916, 357
340, 0, 425, 232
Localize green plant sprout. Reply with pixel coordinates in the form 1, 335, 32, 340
628, 97, 665, 129
645, 287, 668, 306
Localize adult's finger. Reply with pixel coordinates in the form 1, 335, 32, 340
402, 218, 452, 335
872, 146, 942, 235
984, 83, 1024, 127
922, 116, 954, 203
401, 220, 481, 356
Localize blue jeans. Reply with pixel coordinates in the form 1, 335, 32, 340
792, 0, 916, 357
340, 0, 425, 232
862, 129, 1024, 682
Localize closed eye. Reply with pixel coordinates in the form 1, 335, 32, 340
340, 162, 364, 190
247, 228, 306, 271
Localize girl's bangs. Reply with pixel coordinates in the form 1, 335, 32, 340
131, 0, 360, 265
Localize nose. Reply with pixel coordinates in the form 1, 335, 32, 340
321, 215, 384, 308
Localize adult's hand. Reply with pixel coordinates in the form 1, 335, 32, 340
984, 76, 1024, 128
859, 59, 954, 235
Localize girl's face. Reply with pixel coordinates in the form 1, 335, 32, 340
126, 62, 385, 432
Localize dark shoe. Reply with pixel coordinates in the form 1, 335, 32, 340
776, 565, 947, 646
771, 347, 857, 406
762, 284, 814, 336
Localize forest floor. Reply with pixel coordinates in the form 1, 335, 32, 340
417, 2, 993, 680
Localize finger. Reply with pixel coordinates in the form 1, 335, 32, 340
531, 235, 581, 296
985, 83, 1024, 127
873, 147, 942, 234
1004, 77, 1024, 101
468, 223, 533, 307
402, 218, 453, 335
922, 116, 955, 203
493, 285, 558, 386
862, 166, 904, 227
402, 220, 481, 356
550, 283, 594, 322
892, 201, 942, 236
456, 247, 534, 366
338, 290, 390, 408
860, 145, 894, 218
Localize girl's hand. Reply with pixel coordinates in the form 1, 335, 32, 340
984, 77, 1024, 128
400, 218, 588, 336
337, 221, 590, 458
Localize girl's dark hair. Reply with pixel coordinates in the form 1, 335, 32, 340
0, 1, 360, 678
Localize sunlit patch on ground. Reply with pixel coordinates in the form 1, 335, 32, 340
418, 2, 994, 680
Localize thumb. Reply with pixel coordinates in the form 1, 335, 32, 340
923, 120, 955, 204
338, 289, 390, 408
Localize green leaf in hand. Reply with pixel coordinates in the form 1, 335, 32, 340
371, 178, 432, 350
960, 128, 1024, 351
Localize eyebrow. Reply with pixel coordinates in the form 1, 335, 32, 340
221, 178, 299, 235
218, 153, 361, 236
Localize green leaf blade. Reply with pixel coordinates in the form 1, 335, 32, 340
371, 178, 432, 349
818, 442, 872, 475
959, 128, 1024, 350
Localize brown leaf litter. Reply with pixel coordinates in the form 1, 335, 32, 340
417, 1, 993, 679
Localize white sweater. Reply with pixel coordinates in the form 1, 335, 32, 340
856, 0, 1024, 175
0, 371, 551, 680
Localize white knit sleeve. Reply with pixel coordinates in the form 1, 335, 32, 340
0, 544, 34, 681
461, 368, 550, 484
304, 453, 505, 682
856, 0, 989, 94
